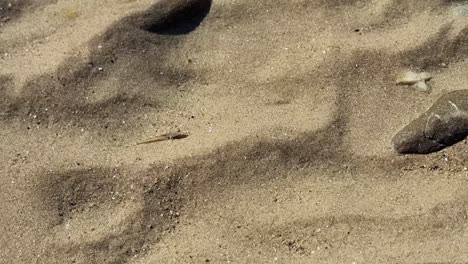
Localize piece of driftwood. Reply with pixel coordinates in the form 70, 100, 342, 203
136, 132, 189, 145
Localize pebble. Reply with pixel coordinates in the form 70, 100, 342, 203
396, 71, 432, 93
393, 90, 468, 154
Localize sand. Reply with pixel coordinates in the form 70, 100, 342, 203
2, 0, 468, 263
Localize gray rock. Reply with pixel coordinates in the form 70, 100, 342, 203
393, 90, 468, 154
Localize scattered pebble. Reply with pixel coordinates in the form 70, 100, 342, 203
396, 71, 432, 93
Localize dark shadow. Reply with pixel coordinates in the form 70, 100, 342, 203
399, 23, 468, 70
0, 0, 57, 25
39, 166, 182, 264
142, 0, 212, 35
443, 0, 468, 3
0, 0, 29, 23
0, 0, 200, 131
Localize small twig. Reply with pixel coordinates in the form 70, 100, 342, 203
136, 132, 189, 145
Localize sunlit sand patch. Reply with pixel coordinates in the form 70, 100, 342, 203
0, 0, 156, 93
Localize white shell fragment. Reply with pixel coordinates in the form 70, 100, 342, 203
396, 71, 432, 85
410, 81, 430, 92
396, 71, 432, 93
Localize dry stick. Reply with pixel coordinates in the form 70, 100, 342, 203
136, 132, 189, 145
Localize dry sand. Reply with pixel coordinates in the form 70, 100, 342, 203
2, 0, 468, 263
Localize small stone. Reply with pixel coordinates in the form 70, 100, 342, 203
411, 81, 431, 93
396, 71, 432, 93
393, 90, 468, 154
396, 71, 432, 85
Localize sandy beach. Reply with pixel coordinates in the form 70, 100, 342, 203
2, 0, 468, 263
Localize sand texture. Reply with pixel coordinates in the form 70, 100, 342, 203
3, 0, 468, 263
